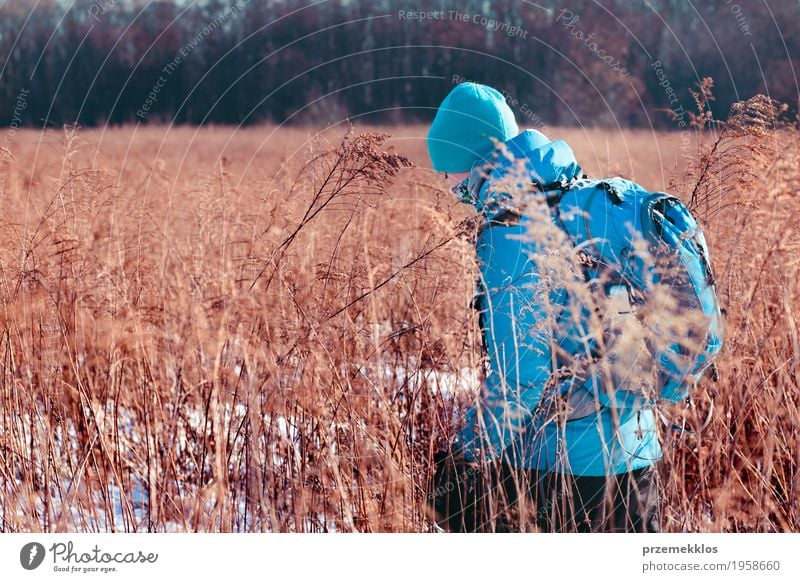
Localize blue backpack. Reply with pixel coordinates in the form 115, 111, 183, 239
541, 176, 724, 409
465, 163, 723, 413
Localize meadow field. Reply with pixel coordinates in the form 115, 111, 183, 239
1, 102, 798, 531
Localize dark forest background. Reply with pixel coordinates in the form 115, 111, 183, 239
1, 0, 798, 128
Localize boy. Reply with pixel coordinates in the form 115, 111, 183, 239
427, 82, 662, 532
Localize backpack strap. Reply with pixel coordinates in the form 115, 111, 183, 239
598, 180, 625, 205
475, 177, 574, 236
535, 178, 611, 403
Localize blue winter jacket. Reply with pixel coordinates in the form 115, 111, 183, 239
456, 129, 661, 477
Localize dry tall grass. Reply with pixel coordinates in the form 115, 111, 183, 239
0, 101, 797, 531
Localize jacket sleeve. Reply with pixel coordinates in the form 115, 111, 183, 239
457, 226, 555, 462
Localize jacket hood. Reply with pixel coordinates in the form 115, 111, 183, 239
427, 82, 520, 173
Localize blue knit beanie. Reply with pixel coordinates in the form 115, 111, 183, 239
427, 82, 519, 173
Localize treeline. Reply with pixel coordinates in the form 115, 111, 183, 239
1, 0, 798, 128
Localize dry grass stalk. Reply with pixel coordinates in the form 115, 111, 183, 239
0, 103, 797, 531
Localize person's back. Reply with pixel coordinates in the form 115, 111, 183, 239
426, 82, 721, 532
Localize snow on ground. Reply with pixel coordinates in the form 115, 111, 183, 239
2, 363, 481, 532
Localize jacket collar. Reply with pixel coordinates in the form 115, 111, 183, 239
464, 130, 582, 220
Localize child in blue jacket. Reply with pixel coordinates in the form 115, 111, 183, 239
427, 82, 662, 532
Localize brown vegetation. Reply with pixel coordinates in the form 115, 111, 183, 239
0, 96, 798, 531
